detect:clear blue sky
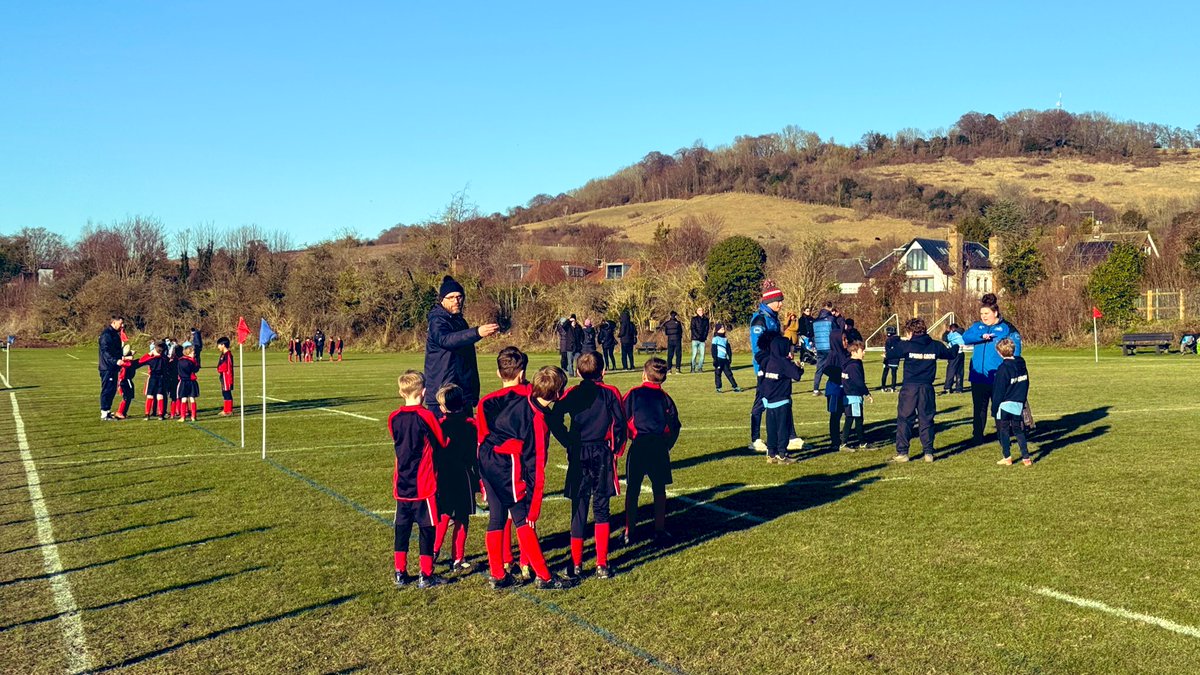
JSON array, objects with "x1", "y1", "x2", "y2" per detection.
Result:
[{"x1": 1, "y1": 1, "x2": 1195, "y2": 248}]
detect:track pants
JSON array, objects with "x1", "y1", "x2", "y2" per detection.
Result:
[{"x1": 896, "y1": 383, "x2": 937, "y2": 455}]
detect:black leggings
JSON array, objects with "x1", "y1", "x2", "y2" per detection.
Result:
[
  {"x1": 997, "y1": 412, "x2": 1029, "y2": 459},
  {"x1": 570, "y1": 487, "x2": 611, "y2": 537},
  {"x1": 602, "y1": 345, "x2": 617, "y2": 371},
  {"x1": 842, "y1": 409, "x2": 864, "y2": 446},
  {"x1": 713, "y1": 359, "x2": 738, "y2": 389},
  {"x1": 971, "y1": 380, "x2": 994, "y2": 441},
  {"x1": 394, "y1": 502, "x2": 435, "y2": 555},
  {"x1": 880, "y1": 364, "x2": 898, "y2": 389},
  {"x1": 828, "y1": 409, "x2": 843, "y2": 450}
]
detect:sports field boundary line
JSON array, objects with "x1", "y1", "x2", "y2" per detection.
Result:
[
  {"x1": 5, "y1": 383, "x2": 94, "y2": 673},
  {"x1": 264, "y1": 457, "x2": 687, "y2": 674},
  {"x1": 1030, "y1": 586, "x2": 1200, "y2": 639},
  {"x1": 263, "y1": 395, "x2": 380, "y2": 421},
  {"x1": 65, "y1": 354, "x2": 80, "y2": 360},
  {"x1": 185, "y1": 421, "x2": 237, "y2": 447}
]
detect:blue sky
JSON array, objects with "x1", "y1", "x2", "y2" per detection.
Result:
[{"x1": 1, "y1": 1, "x2": 1196, "y2": 247}]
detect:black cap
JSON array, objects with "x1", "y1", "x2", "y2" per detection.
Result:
[{"x1": 439, "y1": 275, "x2": 465, "y2": 300}]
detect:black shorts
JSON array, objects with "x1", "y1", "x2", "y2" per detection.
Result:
[
  {"x1": 436, "y1": 469, "x2": 477, "y2": 522},
  {"x1": 625, "y1": 437, "x2": 672, "y2": 489},
  {"x1": 176, "y1": 379, "x2": 199, "y2": 399},
  {"x1": 394, "y1": 497, "x2": 438, "y2": 529},
  {"x1": 145, "y1": 376, "x2": 165, "y2": 398},
  {"x1": 564, "y1": 443, "x2": 619, "y2": 499}
]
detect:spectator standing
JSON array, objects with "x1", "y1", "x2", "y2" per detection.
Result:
[
  {"x1": 689, "y1": 307, "x2": 710, "y2": 373},
  {"x1": 661, "y1": 311, "x2": 684, "y2": 374}
]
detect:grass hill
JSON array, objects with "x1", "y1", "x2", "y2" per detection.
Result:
[
  {"x1": 862, "y1": 154, "x2": 1200, "y2": 213},
  {"x1": 519, "y1": 193, "x2": 937, "y2": 248}
]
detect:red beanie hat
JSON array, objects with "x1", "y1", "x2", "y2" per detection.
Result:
[{"x1": 761, "y1": 278, "x2": 783, "y2": 303}]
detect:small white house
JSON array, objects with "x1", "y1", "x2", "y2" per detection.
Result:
[{"x1": 855, "y1": 231, "x2": 994, "y2": 294}]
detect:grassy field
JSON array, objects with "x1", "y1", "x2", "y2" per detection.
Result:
[
  {"x1": 519, "y1": 192, "x2": 933, "y2": 248},
  {"x1": 862, "y1": 154, "x2": 1200, "y2": 213},
  {"x1": 2, "y1": 347, "x2": 1199, "y2": 673}
]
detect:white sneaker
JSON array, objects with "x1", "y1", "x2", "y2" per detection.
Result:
[
  {"x1": 751, "y1": 439, "x2": 768, "y2": 453},
  {"x1": 787, "y1": 437, "x2": 805, "y2": 451}
]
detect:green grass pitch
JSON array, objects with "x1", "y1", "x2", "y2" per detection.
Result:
[{"x1": 2, "y1": 347, "x2": 1199, "y2": 673}]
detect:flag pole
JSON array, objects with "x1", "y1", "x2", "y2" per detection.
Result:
[
  {"x1": 239, "y1": 343, "x2": 245, "y2": 447},
  {"x1": 261, "y1": 343, "x2": 267, "y2": 460},
  {"x1": 1093, "y1": 315, "x2": 1099, "y2": 363}
]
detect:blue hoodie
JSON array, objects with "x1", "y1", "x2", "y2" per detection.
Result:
[
  {"x1": 961, "y1": 319, "x2": 1021, "y2": 384},
  {"x1": 748, "y1": 302, "x2": 781, "y2": 375},
  {"x1": 812, "y1": 309, "x2": 834, "y2": 351}
]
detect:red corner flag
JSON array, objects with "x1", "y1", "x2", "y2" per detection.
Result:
[
  {"x1": 236, "y1": 316, "x2": 252, "y2": 345},
  {"x1": 1092, "y1": 306, "x2": 1103, "y2": 319}
]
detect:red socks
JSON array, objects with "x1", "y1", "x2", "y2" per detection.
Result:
[
  {"x1": 117, "y1": 400, "x2": 128, "y2": 417},
  {"x1": 595, "y1": 523, "x2": 610, "y2": 567},
  {"x1": 419, "y1": 554, "x2": 433, "y2": 576},
  {"x1": 434, "y1": 514, "x2": 450, "y2": 556},
  {"x1": 571, "y1": 537, "x2": 584, "y2": 567},
  {"x1": 485, "y1": 530, "x2": 505, "y2": 580},
  {"x1": 502, "y1": 520, "x2": 514, "y2": 565},
  {"x1": 394, "y1": 551, "x2": 407, "y2": 572},
  {"x1": 515, "y1": 525, "x2": 550, "y2": 581},
  {"x1": 453, "y1": 522, "x2": 467, "y2": 560},
  {"x1": 222, "y1": 400, "x2": 233, "y2": 414},
  {"x1": 157, "y1": 399, "x2": 164, "y2": 416},
  {"x1": 190, "y1": 402, "x2": 198, "y2": 420},
  {"x1": 145, "y1": 399, "x2": 153, "y2": 416}
]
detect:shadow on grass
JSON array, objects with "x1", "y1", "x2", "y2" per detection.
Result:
[
  {"x1": 247, "y1": 397, "x2": 375, "y2": 416},
  {"x1": 935, "y1": 406, "x2": 1112, "y2": 461},
  {"x1": 542, "y1": 464, "x2": 884, "y2": 572},
  {"x1": 0, "y1": 525, "x2": 273, "y2": 588},
  {"x1": 88, "y1": 594, "x2": 357, "y2": 673},
  {"x1": 1, "y1": 515, "x2": 195, "y2": 554},
  {"x1": 0, "y1": 478, "x2": 159, "y2": 506},
  {"x1": 0, "y1": 488, "x2": 212, "y2": 527},
  {"x1": 0, "y1": 565, "x2": 269, "y2": 633},
  {"x1": 15, "y1": 460, "x2": 192, "y2": 489}
]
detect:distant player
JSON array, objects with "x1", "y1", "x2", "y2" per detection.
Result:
[
  {"x1": 176, "y1": 342, "x2": 200, "y2": 422},
  {"x1": 841, "y1": 340, "x2": 872, "y2": 450},
  {"x1": 216, "y1": 337, "x2": 234, "y2": 416},
  {"x1": 141, "y1": 341, "x2": 168, "y2": 420},
  {"x1": 992, "y1": 338, "x2": 1033, "y2": 467},
  {"x1": 432, "y1": 383, "x2": 479, "y2": 574}
]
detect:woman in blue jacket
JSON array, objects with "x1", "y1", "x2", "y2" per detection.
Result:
[{"x1": 961, "y1": 292, "x2": 1021, "y2": 444}]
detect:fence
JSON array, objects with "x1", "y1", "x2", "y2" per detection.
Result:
[{"x1": 1135, "y1": 290, "x2": 1193, "y2": 322}]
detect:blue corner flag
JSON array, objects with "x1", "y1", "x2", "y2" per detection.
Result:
[{"x1": 258, "y1": 319, "x2": 277, "y2": 347}]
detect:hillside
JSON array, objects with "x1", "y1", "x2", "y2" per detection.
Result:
[
  {"x1": 862, "y1": 154, "x2": 1200, "y2": 213},
  {"x1": 519, "y1": 193, "x2": 935, "y2": 248}
]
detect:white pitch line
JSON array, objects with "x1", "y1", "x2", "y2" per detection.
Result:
[
  {"x1": 65, "y1": 354, "x2": 80, "y2": 360},
  {"x1": 1031, "y1": 587, "x2": 1200, "y2": 639},
  {"x1": 263, "y1": 395, "x2": 380, "y2": 421},
  {"x1": 6, "y1": 387, "x2": 94, "y2": 673}
]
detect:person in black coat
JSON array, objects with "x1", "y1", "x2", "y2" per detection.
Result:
[
  {"x1": 190, "y1": 326, "x2": 203, "y2": 368},
  {"x1": 98, "y1": 315, "x2": 125, "y2": 420},
  {"x1": 557, "y1": 315, "x2": 583, "y2": 376},
  {"x1": 423, "y1": 275, "x2": 499, "y2": 411},
  {"x1": 991, "y1": 338, "x2": 1032, "y2": 466},
  {"x1": 689, "y1": 308, "x2": 710, "y2": 373},
  {"x1": 799, "y1": 307, "x2": 815, "y2": 340},
  {"x1": 314, "y1": 328, "x2": 326, "y2": 361},
  {"x1": 581, "y1": 319, "x2": 598, "y2": 354},
  {"x1": 598, "y1": 318, "x2": 617, "y2": 371},
  {"x1": 886, "y1": 318, "x2": 957, "y2": 462},
  {"x1": 661, "y1": 311, "x2": 684, "y2": 374},
  {"x1": 618, "y1": 310, "x2": 638, "y2": 370}
]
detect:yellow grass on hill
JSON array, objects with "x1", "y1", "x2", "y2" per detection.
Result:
[
  {"x1": 520, "y1": 193, "x2": 933, "y2": 247},
  {"x1": 862, "y1": 154, "x2": 1200, "y2": 212}
]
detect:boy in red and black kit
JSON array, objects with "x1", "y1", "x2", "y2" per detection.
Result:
[
  {"x1": 389, "y1": 370, "x2": 447, "y2": 589},
  {"x1": 432, "y1": 383, "x2": 479, "y2": 574},
  {"x1": 141, "y1": 342, "x2": 168, "y2": 420},
  {"x1": 477, "y1": 346, "x2": 531, "y2": 577},
  {"x1": 176, "y1": 343, "x2": 200, "y2": 422},
  {"x1": 113, "y1": 345, "x2": 149, "y2": 420},
  {"x1": 288, "y1": 336, "x2": 298, "y2": 363},
  {"x1": 216, "y1": 337, "x2": 235, "y2": 416},
  {"x1": 554, "y1": 352, "x2": 626, "y2": 580},
  {"x1": 477, "y1": 364, "x2": 574, "y2": 590},
  {"x1": 623, "y1": 357, "x2": 682, "y2": 544}
]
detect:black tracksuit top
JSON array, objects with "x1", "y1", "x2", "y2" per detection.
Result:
[
  {"x1": 842, "y1": 360, "x2": 869, "y2": 396},
  {"x1": 623, "y1": 383, "x2": 681, "y2": 447},
  {"x1": 991, "y1": 357, "x2": 1030, "y2": 415},
  {"x1": 754, "y1": 336, "x2": 803, "y2": 404},
  {"x1": 555, "y1": 379, "x2": 628, "y2": 451},
  {"x1": 886, "y1": 334, "x2": 956, "y2": 385}
]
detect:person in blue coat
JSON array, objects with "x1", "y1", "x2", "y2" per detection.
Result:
[
  {"x1": 961, "y1": 292, "x2": 1022, "y2": 444},
  {"x1": 423, "y1": 275, "x2": 500, "y2": 412},
  {"x1": 810, "y1": 302, "x2": 834, "y2": 395}
]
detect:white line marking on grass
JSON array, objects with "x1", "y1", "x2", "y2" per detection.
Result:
[
  {"x1": 37, "y1": 441, "x2": 382, "y2": 465},
  {"x1": 7, "y1": 389, "x2": 94, "y2": 673},
  {"x1": 263, "y1": 395, "x2": 380, "y2": 421},
  {"x1": 65, "y1": 354, "x2": 80, "y2": 360},
  {"x1": 1031, "y1": 587, "x2": 1200, "y2": 639}
]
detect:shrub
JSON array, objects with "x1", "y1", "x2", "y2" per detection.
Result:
[
  {"x1": 1087, "y1": 243, "x2": 1146, "y2": 326},
  {"x1": 704, "y1": 236, "x2": 766, "y2": 326}
]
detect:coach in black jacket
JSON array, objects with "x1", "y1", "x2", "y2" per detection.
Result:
[
  {"x1": 423, "y1": 276, "x2": 499, "y2": 411},
  {"x1": 99, "y1": 315, "x2": 125, "y2": 420}
]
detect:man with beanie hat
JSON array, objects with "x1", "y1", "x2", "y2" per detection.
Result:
[
  {"x1": 424, "y1": 275, "x2": 500, "y2": 412},
  {"x1": 747, "y1": 280, "x2": 803, "y2": 453}
]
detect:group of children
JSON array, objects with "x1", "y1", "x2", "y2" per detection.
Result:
[
  {"x1": 388, "y1": 349, "x2": 681, "y2": 590},
  {"x1": 288, "y1": 335, "x2": 344, "y2": 363},
  {"x1": 753, "y1": 313, "x2": 1032, "y2": 467},
  {"x1": 109, "y1": 337, "x2": 237, "y2": 421}
]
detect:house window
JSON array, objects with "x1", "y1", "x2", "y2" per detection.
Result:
[
  {"x1": 906, "y1": 278, "x2": 932, "y2": 293},
  {"x1": 906, "y1": 249, "x2": 928, "y2": 271},
  {"x1": 562, "y1": 265, "x2": 588, "y2": 279},
  {"x1": 509, "y1": 264, "x2": 529, "y2": 281},
  {"x1": 606, "y1": 263, "x2": 625, "y2": 280}
]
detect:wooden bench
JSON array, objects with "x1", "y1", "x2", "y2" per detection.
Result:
[
  {"x1": 635, "y1": 341, "x2": 661, "y2": 355},
  {"x1": 1121, "y1": 332, "x2": 1173, "y2": 356}
]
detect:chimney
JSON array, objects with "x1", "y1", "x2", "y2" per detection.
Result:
[
  {"x1": 947, "y1": 227, "x2": 963, "y2": 290},
  {"x1": 988, "y1": 236, "x2": 1002, "y2": 293}
]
